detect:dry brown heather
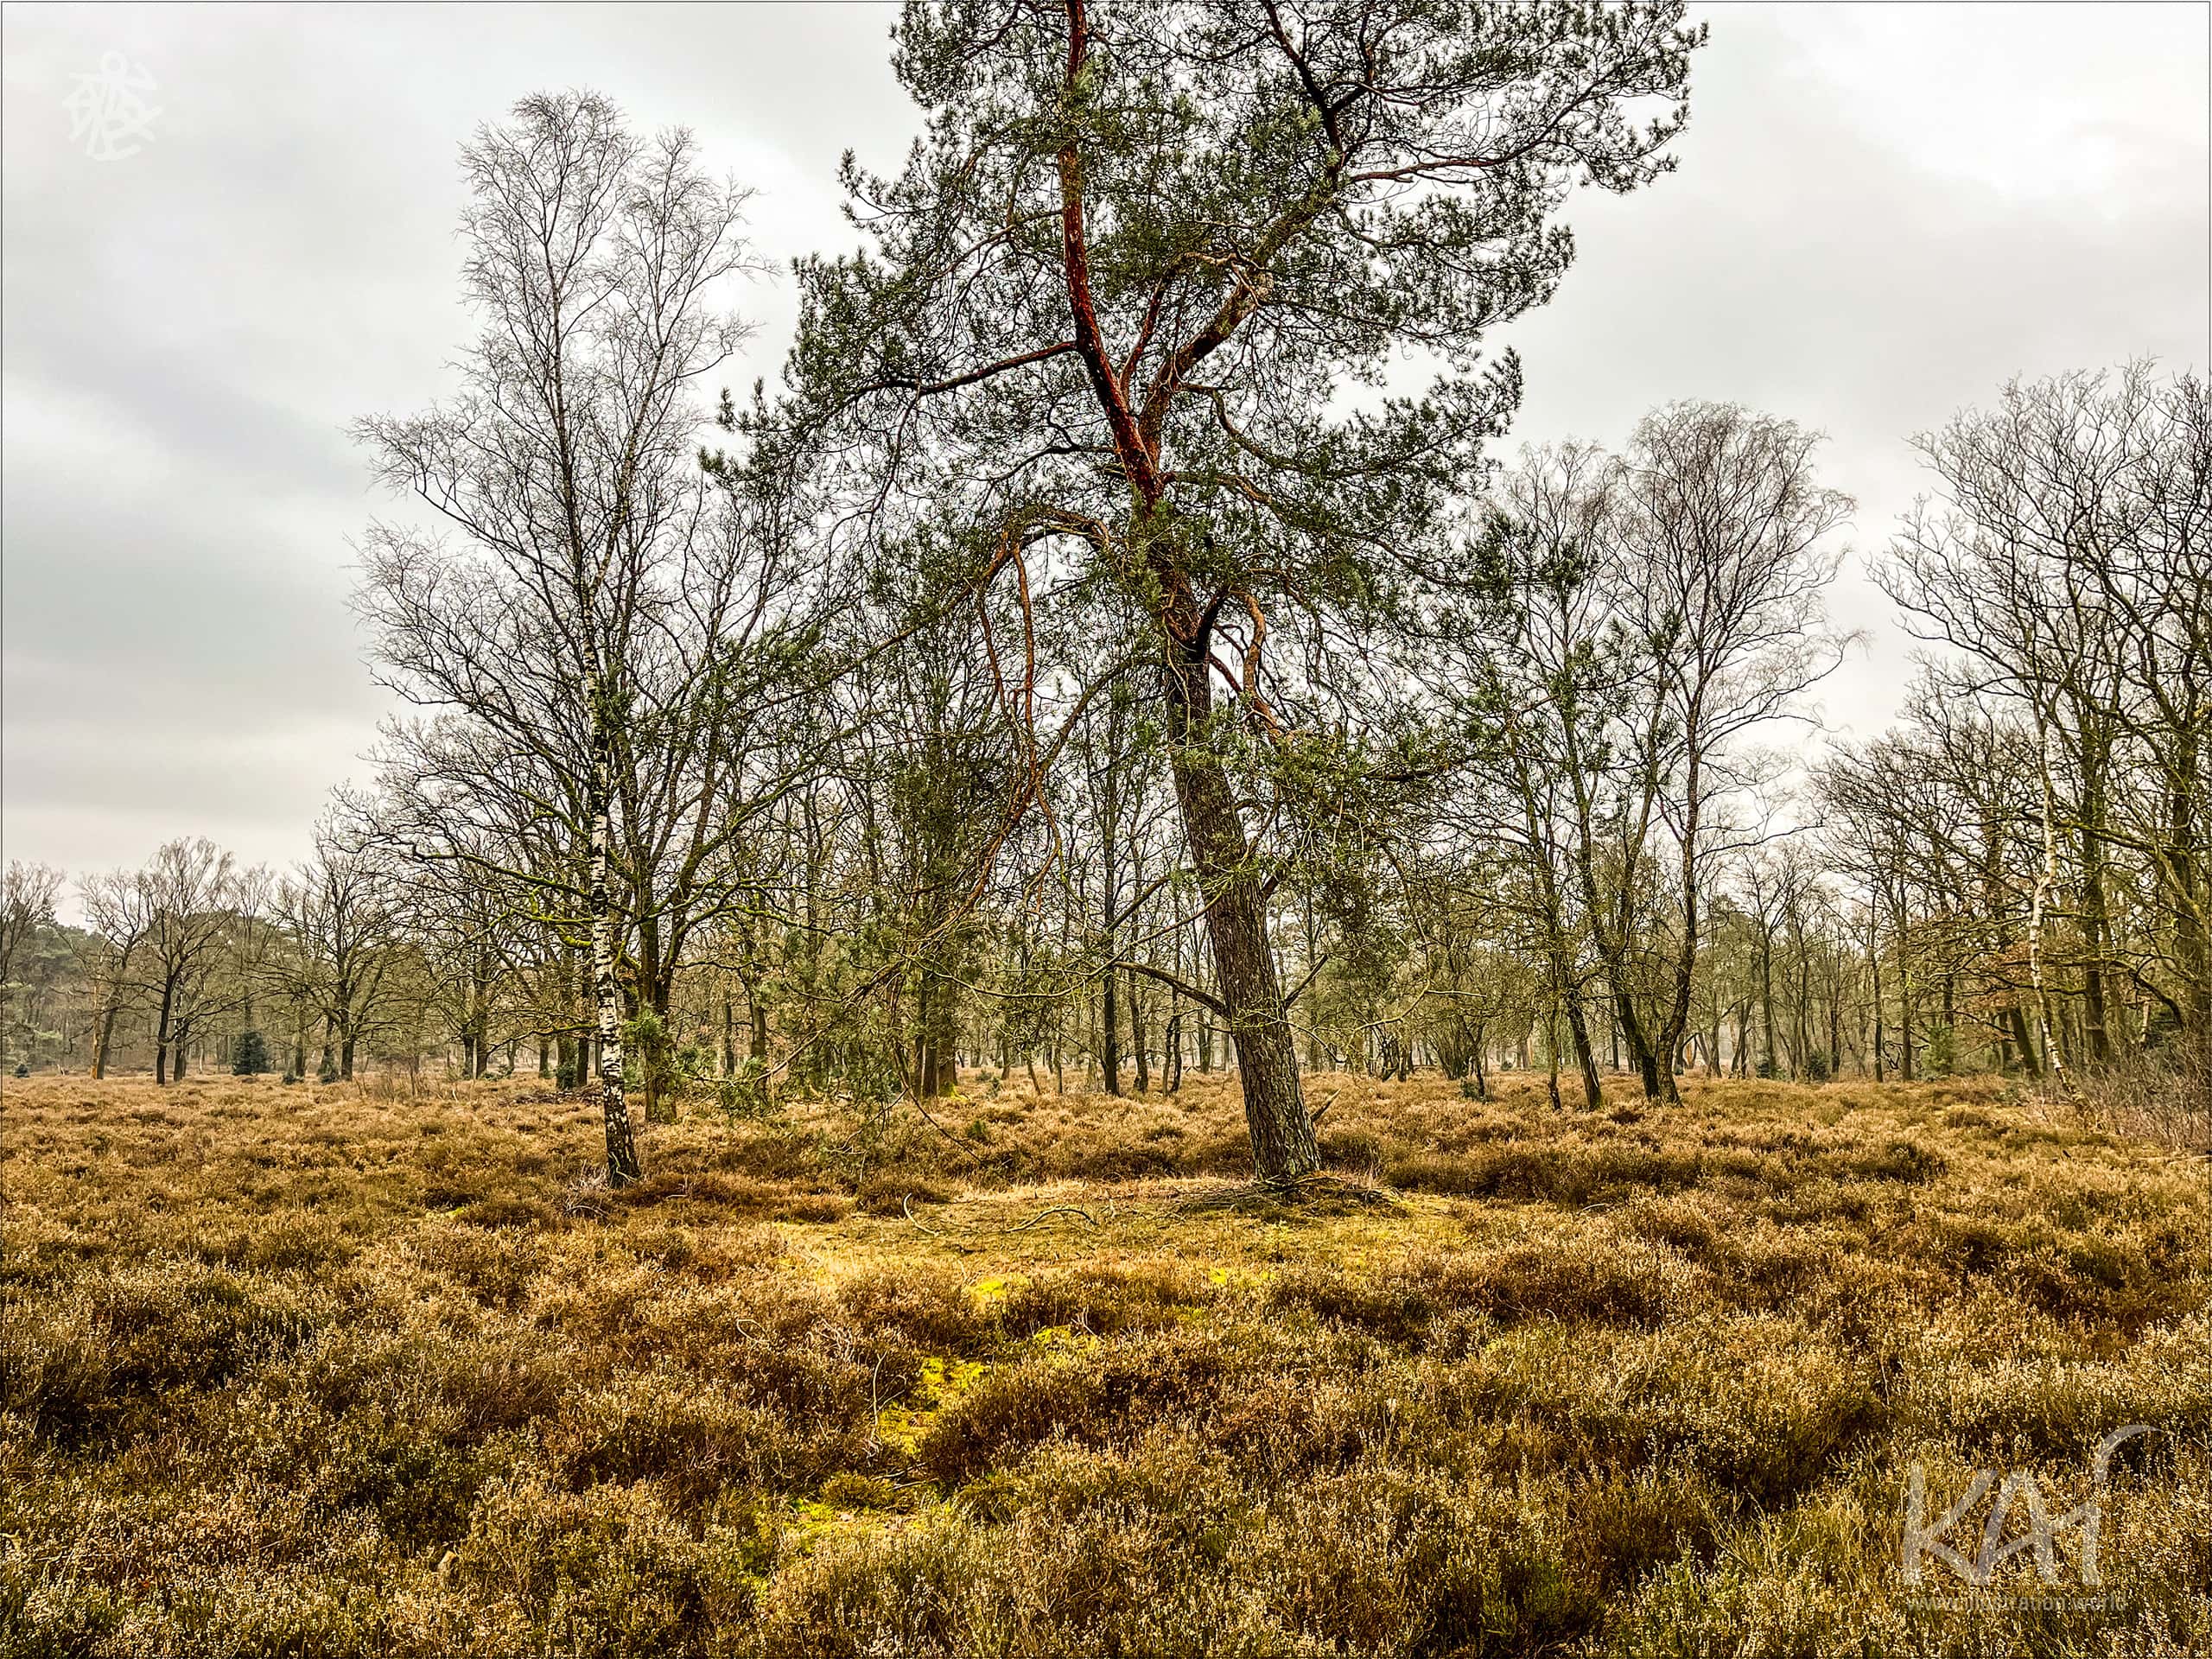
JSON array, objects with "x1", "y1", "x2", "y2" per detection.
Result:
[{"x1": 2, "y1": 1070, "x2": 2207, "y2": 1658}]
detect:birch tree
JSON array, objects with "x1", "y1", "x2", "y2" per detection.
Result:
[
  {"x1": 1441, "y1": 410, "x2": 1847, "y2": 1102},
  {"x1": 1436, "y1": 443, "x2": 1623, "y2": 1108},
  {"x1": 355, "y1": 92, "x2": 756, "y2": 1185},
  {"x1": 1615, "y1": 404, "x2": 1852, "y2": 1099}
]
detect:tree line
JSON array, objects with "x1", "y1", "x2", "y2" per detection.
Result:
[{"x1": 3, "y1": 3, "x2": 2202, "y2": 1194}]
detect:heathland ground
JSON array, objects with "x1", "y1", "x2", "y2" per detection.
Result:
[{"x1": 3, "y1": 1070, "x2": 2206, "y2": 1656}]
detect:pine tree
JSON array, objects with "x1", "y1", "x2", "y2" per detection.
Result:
[
  {"x1": 753, "y1": 0, "x2": 1702, "y2": 1184},
  {"x1": 232, "y1": 1029, "x2": 271, "y2": 1075}
]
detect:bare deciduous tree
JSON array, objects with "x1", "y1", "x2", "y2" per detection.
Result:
[{"x1": 356, "y1": 92, "x2": 758, "y2": 1184}]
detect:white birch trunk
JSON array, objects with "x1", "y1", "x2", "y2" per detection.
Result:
[{"x1": 593, "y1": 715, "x2": 641, "y2": 1185}]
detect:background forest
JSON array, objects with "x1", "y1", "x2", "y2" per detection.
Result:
[{"x1": 6, "y1": 351, "x2": 2204, "y2": 1147}]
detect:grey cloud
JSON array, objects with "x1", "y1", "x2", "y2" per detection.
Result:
[{"x1": 2, "y1": 3, "x2": 2203, "y2": 882}]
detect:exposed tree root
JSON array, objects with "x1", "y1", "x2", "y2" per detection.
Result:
[{"x1": 1171, "y1": 1170, "x2": 1402, "y2": 1216}]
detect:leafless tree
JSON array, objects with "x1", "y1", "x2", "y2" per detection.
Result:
[
  {"x1": 270, "y1": 828, "x2": 404, "y2": 1081},
  {"x1": 355, "y1": 92, "x2": 758, "y2": 1184},
  {"x1": 1883, "y1": 363, "x2": 2212, "y2": 1052},
  {"x1": 108, "y1": 839, "x2": 264, "y2": 1084}
]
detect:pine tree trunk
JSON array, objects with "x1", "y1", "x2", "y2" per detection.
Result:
[{"x1": 1160, "y1": 633, "x2": 1316, "y2": 1186}]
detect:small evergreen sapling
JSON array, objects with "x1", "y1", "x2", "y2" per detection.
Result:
[{"x1": 232, "y1": 1030, "x2": 271, "y2": 1076}]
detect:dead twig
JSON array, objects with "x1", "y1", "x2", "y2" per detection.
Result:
[
  {"x1": 999, "y1": 1204, "x2": 1098, "y2": 1233},
  {"x1": 902, "y1": 1194, "x2": 1107, "y2": 1239}
]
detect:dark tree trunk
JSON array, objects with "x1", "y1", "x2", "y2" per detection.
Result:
[
  {"x1": 1544, "y1": 999, "x2": 1563, "y2": 1112},
  {"x1": 1614, "y1": 989, "x2": 1662, "y2": 1098},
  {"x1": 1128, "y1": 967, "x2": 1149, "y2": 1093},
  {"x1": 2078, "y1": 751, "x2": 2115, "y2": 1065},
  {"x1": 2173, "y1": 728, "x2": 2208, "y2": 1038},
  {"x1": 1760, "y1": 940, "x2": 1778, "y2": 1076},
  {"x1": 1101, "y1": 964, "x2": 1121, "y2": 1096},
  {"x1": 154, "y1": 982, "x2": 175, "y2": 1085},
  {"x1": 1160, "y1": 629, "x2": 1317, "y2": 1185},
  {"x1": 1563, "y1": 992, "x2": 1602, "y2": 1110},
  {"x1": 2006, "y1": 1004, "x2": 2041, "y2": 1078},
  {"x1": 1649, "y1": 785, "x2": 1701, "y2": 1104},
  {"x1": 1870, "y1": 928, "x2": 1885, "y2": 1082},
  {"x1": 93, "y1": 1001, "x2": 121, "y2": 1080}
]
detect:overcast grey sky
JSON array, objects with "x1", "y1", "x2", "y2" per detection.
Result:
[{"x1": 3, "y1": 3, "x2": 2206, "y2": 888}]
